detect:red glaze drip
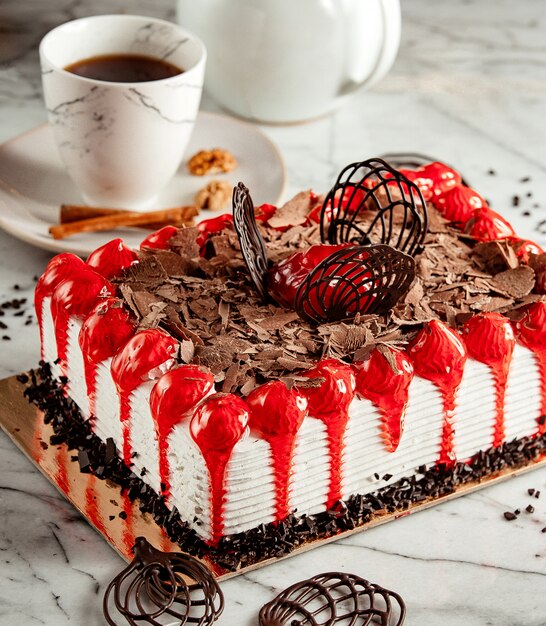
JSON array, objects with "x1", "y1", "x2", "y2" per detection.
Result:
[
  {"x1": 111, "y1": 329, "x2": 179, "y2": 466},
  {"x1": 84, "y1": 474, "x2": 111, "y2": 541},
  {"x1": 408, "y1": 320, "x2": 467, "y2": 464},
  {"x1": 433, "y1": 185, "x2": 488, "y2": 226},
  {"x1": 50, "y1": 271, "x2": 115, "y2": 375},
  {"x1": 86, "y1": 238, "x2": 138, "y2": 278},
  {"x1": 462, "y1": 313, "x2": 515, "y2": 447},
  {"x1": 149, "y1": 365, "x2": 215, "y2": 500},
  {"x1": 79, "y1": 298, "x2": 137, "y2": 419},
  {"x1": 508, "y1": 237, "x2": 544, "y2": 265},
  {"x1": 140, "y1": 225, "x2": 179, "y2": 250},
  {"x1": 355, "y1": 347, "x2": 414, "y2": 452},
  {"x1": 465, "y1": 207, "x2": 516, "y2": 242},
  {"x1": 514, "y1": 302, "x2": 546, "y2": 433},
  {"x1": 190, "y1": 393, "x2": 249, "y2": 544},
  {"x1": 268, "y1": 243, "x2": 353, "y2": 308},
  {"x1": 54, "y1": 445, "x2": 70, "y2": 496},
  {"x1": 301, "y1": 359, "x2": 356, "y2": 509},
  {"x1": 246, "y1": 381, "x2": 308, "y2": 521},
  {"x1": 121, "y1": 491, "x2": 135, "y2": 558},
  {"x1": 196, "y1": 214, "x2": 233, "y2": 250},
  {"x1": 34, "y1": 253, "x2": 86, "y2": 357}
]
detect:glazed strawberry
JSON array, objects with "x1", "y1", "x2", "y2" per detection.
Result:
[
  {"x1": 420, "y1": 161, "x2": 462, "y2": 197},
  {"x1": 384, "y1": 168, "x2": 434, "y2": 201},
  {"x1": 433, "y1": 185, "x2": 487, "y2": 225},
  {"x1": 87, "y1": 238, "x2": 138, "y2": 278},
  {"x1": 140, "y1": 225, "x2": 178, "y2": 250},
  {"x1": 247, "y1": 381, "x2": 308, "y2": 437},
  {"x1": 196, "y1": 213, "x2": 234, "y2": 249},
  {"x1": 308, "y1": 185, "x2": 367, "y2": 224},
  {"x1": 465, "y1": 207, "x2": 516, "y2": 242},
  {"x1": 507, "y1": 237, "x2": 544, "y2": 264},
  {"x1": 190, "y1": 393, "x2": 250, "y2": 542},
  {"x1": 514, "y1": 301, "x2": 546, "y2": 352},
  {"x1": 354, "y1": 347, "x2": 414, "y2": 452},
  {"x1": 268, "y1": 243, "x2": 353, "y2": 308}
]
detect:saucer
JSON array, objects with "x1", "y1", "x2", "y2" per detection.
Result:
[{"x1": 0, "y1": 112, "x2": 286, "y2": 256}]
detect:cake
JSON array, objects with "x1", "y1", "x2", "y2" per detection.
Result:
[{"x1": 31, "y1": 157, "x2": 546, "y2": 566}]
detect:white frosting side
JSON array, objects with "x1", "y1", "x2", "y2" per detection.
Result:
[
  {"x1": 40, "y1": 309, "x2": 544, "y2": 540},
  {"x1": 65, "y1": 318, "x2": 89, "y2": 418}
]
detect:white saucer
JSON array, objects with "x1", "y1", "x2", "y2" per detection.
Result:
[{"x1": 0, "y1": 112, "x2": 286, "y2": 256}]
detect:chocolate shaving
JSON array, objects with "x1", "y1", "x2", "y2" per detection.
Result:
[
  {"x1": 267, "y1": 190, "x2": 316, "y2": 229},
  {"x1": 491, "y1": 266, "x2": 535, "y2": 299}
]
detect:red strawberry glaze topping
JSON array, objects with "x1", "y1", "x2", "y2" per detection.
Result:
[
  {"x1": 50, "y1": 271, "x2": 115, "y2": 375},
  {"x1": 268, "y1": 243, "x2": 353, "y2": 308},
  {"x1": 111, "y1": 329, "x2": 179, "y2": 466},
  {"x1": 300, "y1": 359, "x2": 356, "y2": 509},
  {"x1": 465, "y1": 207, "x2": 516, "y2": 242},
  {"x1": 513, "y1": 302, "x2": 546, "y2": 434},
  {"x1": 78, "y1": 298, "x2": 137, "y2": 418},
  {"x1": 461, "y1": 313, "x2": 515, "y2": 447},
  {"x1": 407, "y1": 320, "x2": 468, "y2": 464},
  {"x1": 35, "y1": 253, "x2": 87, "y2": 355},
  {"x1": 196, "y1": 214, "x2": 234, "y2": 249},
  {"x1": 255, "y1": 203, "x2": 277, "y2": 223},
  {"x1": 308, "y1": 186, "x2": 367, "y2": 224},
  {"x1": 433, "y1": 185, "x2": 488, "y2": 225},
  {"x1": 140, "y1": 226, "x2": 179, "y2": 250},
  {"x1": 508, "y1": 237, "x2": 544, "y2": 265},
  {"x1": 419, "y1": 162, "x2": 462, "y2": 197},
  {"x1": 354, "y1": 347, "x2": 414, "y2": 453},
  {"x1": 190, "y1": 393, "x2": 250, "y2": 543},
  {"x1": 149, "y1": 365, "x2": 215, "y2": 500},
  {"x1": 246, "y1": 381, "x2": 308, "y2": 521},
  {"x1": 86, "y1": 238, "x2": 138, "y2": 278}
]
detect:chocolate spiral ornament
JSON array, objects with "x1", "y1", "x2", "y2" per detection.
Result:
[
  {"x1": 103, "y1": 537, "x2": 224, "y2": 625},
  {"x1": 259, "y1": 572, "x2": 406, "y2": 626},
  {"x1": 232, "y1": 182, "x2": 270, "y2": 302},
  {"x1": 294, "y1": 244, "x2": 415, "y2": 324},
  {"x1": 320, "y1": 158, "x2": 428, "y2": 256}
]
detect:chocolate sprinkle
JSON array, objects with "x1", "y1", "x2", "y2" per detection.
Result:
[
  {"x1": 103, "y1": 536, "x2": 223, "y2": 626},
  {"x1": 525, "y1": 504, "x2": 535, "y2": 514},
  {"x1": 259, "y1": 572, "x2": 406, "y2": 626},
  {"x1": 504, "y1": 512, "x2": 517, "y2": 521},
  {"x1": 18, "y1": 365, "x2": 546, "y2": 572}
]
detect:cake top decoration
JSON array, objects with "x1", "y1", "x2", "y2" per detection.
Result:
[
  {"x1": 103, "y1": 536, "x2": 224, "y2": 626},
  {"x1": 259, "y1": 571, "x2": 406, "y2": 626}
]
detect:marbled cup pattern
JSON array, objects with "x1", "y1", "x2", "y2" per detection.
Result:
[{"x1": 40, "y1": 16, "x2": 206, "y2": 209}]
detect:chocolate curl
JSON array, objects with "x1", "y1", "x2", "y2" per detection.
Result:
[
  {"x1": 259, "y1": 572, "x2": 406, "y2": 626},
  {"x1": 294, "y1": 244, "x2": 415, "y2": 324},
  {"x1": 320, "y1": 158, "x2": 428, "y2": 257},
  {"x1": 103, "y1": 537, "x2": 223, "y2": 626},
  {"x1": 232, "y1": 182, "x2": 270, "y2": 302}
]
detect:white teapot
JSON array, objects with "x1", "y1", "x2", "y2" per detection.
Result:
[{"x1": 177, "y1": 0, "x2": 401, "y2": 123}]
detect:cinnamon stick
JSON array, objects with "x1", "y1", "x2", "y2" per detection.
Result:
[
  {"x1": 50, "y1": 206, "x2": 198, "y2": 240},
  {"x1": 60, "y1": 204, "x2": 198, "y2": 229}
]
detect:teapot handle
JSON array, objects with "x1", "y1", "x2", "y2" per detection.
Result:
[{"x1": 338, "y1": 0, "x2": 401, "y2": 97}]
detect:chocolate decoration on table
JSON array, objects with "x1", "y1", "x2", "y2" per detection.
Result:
[
  {"x1": 259, "y1": 572, "x2": 406, "y2": 626},
  {"x1": 103, "y1": 536, "x2": 224, "y2": 626},
  {"x1": 294, "y1": 244, "x2": 415, "y2": 324},
  {"x1": 232, "y1": 181, "x2": 270, "y2": 302},
  {"x1": 379, "y1": 152, "x2": 471, "y2": 187},
  {"x1": 320, "y1": 158, "x2": 428, "y2": 257}
]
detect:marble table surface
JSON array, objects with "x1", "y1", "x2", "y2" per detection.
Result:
[{"x1": 1, "y1": 0, "x2": 546, "y2": 624}]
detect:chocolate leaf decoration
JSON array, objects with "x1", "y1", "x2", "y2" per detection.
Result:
[
  {"x1": 379, "y1": 152, "x2": 470, "y2": 187},
  {"x1": 259, "y1": 571, "x2": 406, "y2": 626},
  {"x1": 294, "y1": 244, "x2": 415, "y2": 324},
  {"x1": 103, "y1": 537, "x2": 224, "y2": 626},
  {"x1": 320, "y1": 158, "x2": 428, "y2": 256},
  {"x1": 232, "y1": 182, "x2": 269, "y2": 302}
]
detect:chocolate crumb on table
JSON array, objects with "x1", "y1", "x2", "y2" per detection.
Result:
[{"x1": 504, "y1": 511, "x2": 517, "y2": 521}]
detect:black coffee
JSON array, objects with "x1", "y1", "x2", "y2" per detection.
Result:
[{"x1": 64, "y1": 53, "x2": 183, "y2": 83}]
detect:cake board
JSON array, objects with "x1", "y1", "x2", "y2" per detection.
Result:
[{"x1": 1, "y1": 372, "x2": 545, "y2": 581}]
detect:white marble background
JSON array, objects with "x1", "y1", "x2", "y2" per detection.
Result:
[{"x1": 1, "y1": 0, "x2": 546, "y2": 624}]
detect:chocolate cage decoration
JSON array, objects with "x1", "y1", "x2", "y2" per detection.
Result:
[
  {"x1": 103, "y1": 537, "x2": 224, "y2": 626},
  {"x1": 294, "y1": 244, "x2": 415, "y2": 324},
  {"x1": 232, "y1": 182, "x2": 270, "y2": 302},
  {"x1": 320, "y1": 158, "x2": 428, "y2": 257},
  {"x1": 259, "y1": 572, "x2": 406, "y2": 626}
]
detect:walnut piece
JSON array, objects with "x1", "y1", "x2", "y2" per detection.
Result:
[
  {"x1": 194, "y1": 180, "x2": 233, "y2": 211},
  {"x1": 187, "y1": 148, "x2": 237, "y2": 176}
]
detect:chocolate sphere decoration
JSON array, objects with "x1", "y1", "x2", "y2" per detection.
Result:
[
  {"x1": 320, "y1": 158, "x2": 428, "y2": 257},
  {"x1": 293, "y1": 244, "x2": 415, "y2": 324},
  {"x1": 259, "y1": 572, "x2": 406, "y2": 626},
  {"x1": 103, "y1": 537, "x2": 224, "y2": 626},
  {"x1": 232, "y1": 182, "x2": 270, "y2": 302}
]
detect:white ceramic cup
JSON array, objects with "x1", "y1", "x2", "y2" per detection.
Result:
[
  {"x1": 39, "y1": 15, "x2": 206, "y2": 210},
  {"x1": 177, "y1": 0, "x2": 400, "y2": 124}
]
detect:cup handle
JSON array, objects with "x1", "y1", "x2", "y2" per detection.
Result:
[{"x1": 338, "y1": 0, "x2": 401, "y2": 98}]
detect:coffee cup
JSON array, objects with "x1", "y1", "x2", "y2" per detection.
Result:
[
  {"x1": 177, "y1": 0, "x2": 400, "y2": 124},
  {"x1": 39, "y1": 15, "x2": 206, "y2": 210}
]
